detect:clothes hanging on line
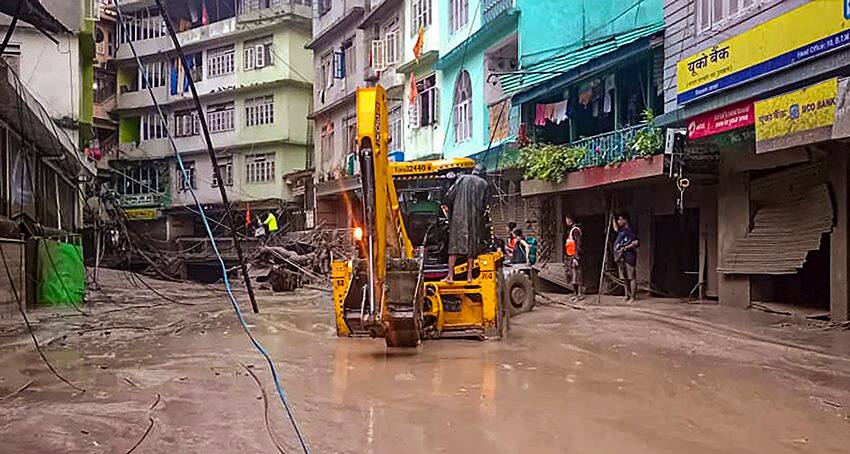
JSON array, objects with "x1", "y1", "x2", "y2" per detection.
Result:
[{"x1": 535, "y1": 100, "x2": 569, "y2": 126}]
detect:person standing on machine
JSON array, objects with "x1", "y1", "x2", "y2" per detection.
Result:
[{"x1": 442, "y1": 164, "x2": 490, "y2": 283}]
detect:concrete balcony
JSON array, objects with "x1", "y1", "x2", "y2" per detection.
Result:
[
  {"x1": 116, "y1": 72, "x2": 237, "y2": 111},
  {"x1": 115, "y1": 17, "x2": 238, "y2": 60}
]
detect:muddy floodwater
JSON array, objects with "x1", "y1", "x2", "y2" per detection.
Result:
[{"x1": 1, "y1": 270, "x2": 849, "y2": 453}]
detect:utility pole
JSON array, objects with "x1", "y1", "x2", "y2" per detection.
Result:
[{"x1": 154, "y1": 0, "x2": 260, "y2": 313}]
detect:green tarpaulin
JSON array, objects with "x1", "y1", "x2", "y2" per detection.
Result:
[{"x1": 37, "y1": 239, "x2": 85, "y2": 306}]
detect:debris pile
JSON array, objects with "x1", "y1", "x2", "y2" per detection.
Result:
[{"x1": 253, "y1": 229, "x2": 355, "y2": 291}]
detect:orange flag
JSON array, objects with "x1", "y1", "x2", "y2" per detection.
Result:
[
  {"x1": 413, "y1": 26, "x2": 425, "y2": 61},
  {"x1": 409, "y1": 73, "x2": 418, "y2": 104},
  {"x1": 245, "y1": 203, "x2": 252, "y2": 228}
]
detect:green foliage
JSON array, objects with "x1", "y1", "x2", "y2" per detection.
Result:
[
  {"x1": 629, "y1": 109, "x2": 664, "y2": 157},
  {"x1": 516, "y1": 143, "x2": 588, "y2": 183}
]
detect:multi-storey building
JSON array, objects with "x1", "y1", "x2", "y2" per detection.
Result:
[
  {"x1": 109, "y1": 0, "x2": 312, "y2": 240},
  {"x1": 307, "y1": 0, "x2": 369, "y2": 228},
  {"x1": 0, "y1": 1, "x2": 98, "y2": 312},
  {"x1": 660, "y1": 0, "x2": 850, "y2": 322}
]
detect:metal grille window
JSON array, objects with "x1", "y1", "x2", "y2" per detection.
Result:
[
  {"x1": 212, "y1": 157, "x2": 233, "y2": 187},
  {"x1": 119, "y1": 163, "x2": 163, "y2": 195},
  {"x1": 697, "y1": 0, "x2": 762, "y2": 33},
  {"x1": 245, "y1": 153, "x2": 276, "y2": 183},
  {"x1": 207, "y1": 102, "x2": 235, "y2": 133},
  {"x1": 453, "y1": 70, "x2": 472, "y2": 143},
  {"x1": 372, "y1": 18, "x2": 399, "y2": 70},
  {"x1": 244, "y1": 36, "x2": 274, "y2": 71},
  {"x1": 179, "y1": 160, "x2": 197, "y2": 190},
  {"x1": 141, "y1": 113, "x2": 168, "y2": 141},
  {"x1": 450, "y1": 0, "x2": 468, "y2": 33},
  {"x1": 94, "y1": 70, "x2": 116, "y2": 103},
  {"x1": 118, "y1": 9, "x2": 166, "y2": 44},
  {"x1": 207, "y1": 45, "x2": 235, "y2": 77},
  {"x1": 140, "y1": 60, "x2": 167, "y2": 88},
  {"x1": 174, "y1": 109, "x2": 200, "y2": 137},
  {"x1": 245, "y1": 95, "x2": 274, "y2": 127},
  {"x1": 411, "y1": 0, "x2": 432, "y2": 35}
]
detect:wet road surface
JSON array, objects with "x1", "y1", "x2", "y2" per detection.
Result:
[{"x1": 1, "y1": 270, "x2": 849, "y2": 453}]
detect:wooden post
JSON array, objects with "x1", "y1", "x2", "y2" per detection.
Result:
[{"x1": 597, "y1": 212, "x2": 613, "y2": 304}]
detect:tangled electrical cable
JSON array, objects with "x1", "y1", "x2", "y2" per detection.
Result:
[{"x1": 114, "y1": 3, "x2": 309, "y2": 451}]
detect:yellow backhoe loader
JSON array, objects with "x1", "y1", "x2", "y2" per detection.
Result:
[{"x1": 331, "y1": 86, "x2": 534, "y2": 347}]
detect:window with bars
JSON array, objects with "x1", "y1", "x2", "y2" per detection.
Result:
[
  {"x1": 410, "y1": 74, "x2": 438, "y2": 128},
  {"x1": 450, "y1": 0, "x2": 468, "y2": 33},
  {"x1": 317, "y1": 0, "x2": 332, "y2": 16},
  {"x1": 179, "y1": 160, "x2": 197, "y2": 190},
  {"x1": 174, "y1": 109, "x2": 200, "y2": 137},
  {"x1": 245, "y1": 95, "x2": 274, "y2": 127},
  {"x1": 244, "y1": 36, "x2": 274, "y2": 71},
  {"x1": 118, "y1": 163, "x2": 163, "y2": 195},
  {"x1": 207, "y1": 102, "x2": 235, "y2": 133},
  {"x1": 245, "y1": 153, "x2": 276, "y2": 183},
  {"x1": 141, "y1": 113, "x2": 168, "y2": 141},
  {"x1": 372, "y1": 18, "x2": 399, "y2": 70},
  {"x1": 453, "y1": 70, "x2": 472, "y2": 143},
  {"x1": 118, "y1": 9, "x2": 166, "y2": 44},
  {"x1": 94, "y1": 70, "x2": 116, "y2": 103},
  {"x1": 321, "y1": 52, "x2": 333, "y2": 89},
  {"x1": 140, "y1": 60, "x2": 167, "y2": 89},
  {"x1": 697, "y1": 0, "x2": 763, "y2": 33},
  {"x1": 389, "y1": 106, "x2": 403, "y2": 151},
  {"x1": 208, "y1": 44, "x2": 235, "y2": 77},
  {"x1": 411, "y1": 0, "x2": 432, "y2": 36},
  {"x1": 343, "y1": 39, "x2": 356, "y2": 79},
  {"x1": 211, "y1": 157, "x2": 233, "y2": 187}
]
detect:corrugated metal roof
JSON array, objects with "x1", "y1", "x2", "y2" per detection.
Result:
[{"x1": 501, "y1": 22, "x2": 665, "y2": 97}]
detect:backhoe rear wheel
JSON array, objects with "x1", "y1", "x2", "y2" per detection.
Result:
[{"x1": 505, "y1": 270, "x2": 535, "y2": 316}]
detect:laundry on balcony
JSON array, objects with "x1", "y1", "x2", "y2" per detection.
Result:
[{"x1": 534, "y1": 100, "x2": 568, "y2": 126}]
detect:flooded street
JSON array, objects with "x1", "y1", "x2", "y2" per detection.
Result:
[{"x1": 1, "y1": 270, "x2": 849, "y2": 453}]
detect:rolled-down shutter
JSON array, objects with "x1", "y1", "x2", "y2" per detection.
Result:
[{"x1": 719, "y1": 161, "x2": 833, "y2": 275}]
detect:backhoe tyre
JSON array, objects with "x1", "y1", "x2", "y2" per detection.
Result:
[{"x1": 505, "y1": 270, "x2": 535, "y2": 316}]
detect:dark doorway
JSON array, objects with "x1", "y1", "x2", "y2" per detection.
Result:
[
  {"x1": 751, "y1": 233, "x2": 830, "y2": 311},
  {"x1": 651, "y1": 209, "x2": 700, "y2": 297}
]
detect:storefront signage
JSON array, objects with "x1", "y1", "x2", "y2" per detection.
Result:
[
  {"x1": 677, "y1": 1, "x2": 850, "y2": 104},
  {"x1": 754, "y1": 78, "x2": 837, "y2": 153},
  {"x1": 124, "y1": 208, "x2": 158, "y2": 221},
  {"x1": 687, "y1": 101, "x2": 754, "y2": 139}
]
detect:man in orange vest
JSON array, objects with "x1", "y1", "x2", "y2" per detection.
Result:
[{"x1": 564, "y1": 214, "x2": 583, "y2": 301}]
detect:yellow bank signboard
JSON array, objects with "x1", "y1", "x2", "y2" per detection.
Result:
[
  {"x1": 677, "y1": 1, "x2": 850, "y2": 104},
  {"x1": 754, "y1": 78, "x2": 837, "y2": 154},
  {"x1": 124, "y1": 208, "x2": 159, "y2": 221}
]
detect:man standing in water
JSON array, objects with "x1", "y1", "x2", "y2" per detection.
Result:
[{"x1": 442, "y1": 164, "x2": 489, "y2": 283}]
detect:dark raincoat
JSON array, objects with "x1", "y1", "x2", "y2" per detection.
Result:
[{"x1": 445, "y1": 172, "x2": 489, "y2": 257}]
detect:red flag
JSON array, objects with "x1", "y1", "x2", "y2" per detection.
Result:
[
  {"x1": 413, "y1": 26, "x2": 425, "y2": 61},
  {"x1": 245, "y1": 203, "x2": 252, "y2": 228},
  {"x1": 408, "y1": 73, "x2": 418, "y2": 104},
  {"x1": 201, "y1": 0, "x2": 209, "y2": 26}
]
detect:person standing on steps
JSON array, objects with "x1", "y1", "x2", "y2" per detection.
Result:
[
  {"x1": 564, "y1": 214, "x2": 584, "y2": 302},
  {"x1": 612, "y1": 213, "x2": 639, "y2": 303},
  {"x1": 442, "y1": 164, "x2": 490, "y2": 283}
]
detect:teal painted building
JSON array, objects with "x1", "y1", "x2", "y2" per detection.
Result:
[{"x1": 435, "y1": 0, "x2": 663, "y2": 161}]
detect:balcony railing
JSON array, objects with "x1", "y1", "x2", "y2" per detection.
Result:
[
  {"x1": 483, "y1": 0, "x2": 515, "y2": 24},
  {"x1": 572, "y1": 123, "x2": 650, "y2": 169}
]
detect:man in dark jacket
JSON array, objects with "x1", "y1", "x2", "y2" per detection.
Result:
[{"x1": 442, "y1": 164, "x2": 489, "y2": 282}]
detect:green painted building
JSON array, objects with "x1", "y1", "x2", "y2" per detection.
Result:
[{"x1": 109, "y1": 0, "x2": 313, "y2": 239}]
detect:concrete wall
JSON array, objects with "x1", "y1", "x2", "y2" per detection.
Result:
[
  {"x1": 519, "y1": 0, "x2": 662, "y2": 67},
  {"x1": 5, "y1": 28, "x2": 83, "y2": 148}
]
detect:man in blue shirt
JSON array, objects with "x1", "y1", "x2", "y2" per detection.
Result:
[{"x1": 612, "y1": 213, "x2": 639, "y2": 303}]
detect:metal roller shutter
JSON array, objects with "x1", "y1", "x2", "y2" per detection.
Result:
[{"x1": 719, "y1": 161, "x2": 833, "y2": 275}]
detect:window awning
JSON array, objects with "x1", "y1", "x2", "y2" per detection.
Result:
[{"x1": 500, "y1": 22, "x2": 664, "y2": 103}]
